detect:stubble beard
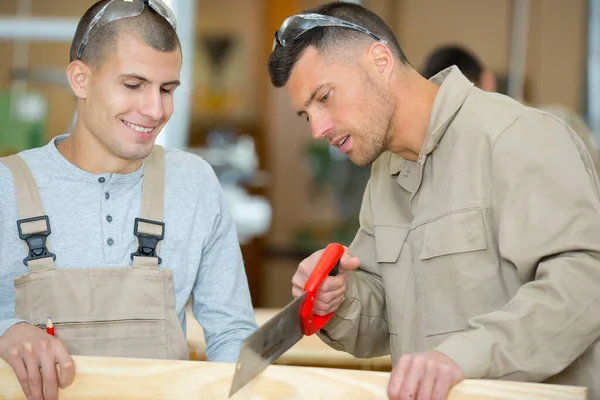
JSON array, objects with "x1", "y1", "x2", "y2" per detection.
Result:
[{"x1": 351, "y1": 86, "x2": 396, "y2": 167}]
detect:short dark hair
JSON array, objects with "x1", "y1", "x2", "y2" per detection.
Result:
[
  {"x1": 421, "y1": 45, "x2": 483, "y2": 84},
  {"x1": 69, "y1": 0, "x2": 181, "y2": 69},
  {"x1": 267, "y1": 2, "x2": 408, "y2": 88}
]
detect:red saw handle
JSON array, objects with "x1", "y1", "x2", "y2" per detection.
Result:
[{"x1": 299, "y1": 243, "x2": 345, "y2": 336}]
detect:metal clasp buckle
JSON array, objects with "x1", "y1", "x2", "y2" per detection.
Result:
[
  {"x1": 130, "y1": 217, "x2": 164, "y2": 264},
  {"x1": 17, "y1": 215, "x2": 56, "y2": 266}
]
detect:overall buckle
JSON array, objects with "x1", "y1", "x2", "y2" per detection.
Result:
[
  {"x1": 17, "y1": 215, "x2": 56, "y2": 266},
  {"x1": 130, "y1": 218, "x2": 164, "y2": 264}
]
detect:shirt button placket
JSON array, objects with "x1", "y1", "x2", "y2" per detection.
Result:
[{"x1": 100, "y1": 176, "x2": 116, "y2": 259}]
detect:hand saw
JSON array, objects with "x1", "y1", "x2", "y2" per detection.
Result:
[{"x1": 228, "y1": 243, "x2": 345, "y2": 397}]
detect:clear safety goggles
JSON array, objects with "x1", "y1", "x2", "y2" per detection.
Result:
[
  {"x1": 76, "y1": 0, "x2": 177, "y2": 60},
  {"x1": 272, "y1": 13, "x2": 387, "y2": 51}
]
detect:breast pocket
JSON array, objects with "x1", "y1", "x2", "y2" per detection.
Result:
[
  {"x1": 375, "y1": 225, "x2": 409, "y2": 264},
  {"x1": 420, "y1": 210, "x2": 487, "y2": 261},
  {"x1": 418, "y1": 209, "x2": 494, "y2": 342}
]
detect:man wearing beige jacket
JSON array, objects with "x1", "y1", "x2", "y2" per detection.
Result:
[{"x1": 268, "y1": 2, "x2": 600, "y2": 400}]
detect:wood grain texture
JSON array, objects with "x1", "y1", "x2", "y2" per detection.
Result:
[
  {"x1": 0, "y1": 355, "x2": 389, "y2": 399},
  {"x1": 186, "y1": 306, "x2": 392, "y2": 370},
  {"x1": 0, "y1": 356, "x2": 587, "y2": 399},
  {"x1": 447, "y1": 379, "x2": 587, "y2": 400}
]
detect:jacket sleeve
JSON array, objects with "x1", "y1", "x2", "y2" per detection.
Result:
[
  {"x1": 538, "y1": 104, "x2": 600, "y2": 180},
  {"x1": 317, "y1": 178, "x2": 390, "y2": 358},
  {"x1": 434, "y1": 110, "x2": 600, "y2": 381}
]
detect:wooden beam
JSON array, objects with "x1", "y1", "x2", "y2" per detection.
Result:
[{"x1": 0, "y1": 356, "x2": 587, "y2": 399}]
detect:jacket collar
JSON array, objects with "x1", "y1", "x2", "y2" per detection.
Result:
[{"x1": 389, "y1": 66, "x2": 474, "y2": 175}]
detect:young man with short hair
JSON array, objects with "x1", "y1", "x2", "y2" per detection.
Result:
[{"x1": 0, "y1": 2, "x2": 257, "y2": 399}]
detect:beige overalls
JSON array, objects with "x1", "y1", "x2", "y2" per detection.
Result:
[{"x1": 0, "y1": 146, "x2": 189, "y2": 360}]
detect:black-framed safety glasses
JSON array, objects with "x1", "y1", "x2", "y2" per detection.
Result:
[
  {"x1": 273, "y1": 13, "x2": 387, "y2": 50},
  {"x1": 76, "y1": 0, "x2": 177, "y2": 60}
]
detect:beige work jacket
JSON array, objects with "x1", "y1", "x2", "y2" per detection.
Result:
[{"x1": 318, "y1": 66, "x2": 600, "y2": 398}]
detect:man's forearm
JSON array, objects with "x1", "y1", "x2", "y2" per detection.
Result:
[{"x1": 317, "y1": 269, "x2": 390, "y2": 358}]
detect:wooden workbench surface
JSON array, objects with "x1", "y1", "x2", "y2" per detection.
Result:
[
  {"x1": 0, "y1": 355, "x2": 390, "y2": 399},
  {"x1": 186, "y1": 307, "x2": 392, "y2": 371},
  {"x1": 0, "y1": 356, "x2": 587, "y2": 399}
]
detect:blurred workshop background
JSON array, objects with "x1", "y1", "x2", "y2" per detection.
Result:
[{"x1": 0, "y1": 0, "x2": 598, "y2": 308}]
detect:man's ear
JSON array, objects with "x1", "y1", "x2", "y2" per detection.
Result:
[
  {"x1": 66, "y1": 60, "x2": 91, "y2": 99},
  {"x1": 369, "y1": 42, "x2": 394, "y2": 76}
]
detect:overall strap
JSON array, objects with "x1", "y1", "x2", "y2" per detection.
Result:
[
  {"x1": 0, "y1": 155, "x2": 56, "y2": 272},
  {"x1": 131, "y1": 145, "x2": 165, "y2": 268}
]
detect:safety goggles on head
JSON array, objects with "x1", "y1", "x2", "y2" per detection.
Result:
[
  {"x1": 272, "y1": 13, "x2": 388, "y2": 51},
  {"x1": 76, "y1": 0, "x2": 177, "y2": 60}
]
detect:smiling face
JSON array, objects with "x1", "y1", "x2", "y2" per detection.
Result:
[
  {"x1": 75, "y1": 34, "x2": 182, "y2": 162},
  {"x1": 285, "y1": 46, "x2": 396, "y2": 167}
]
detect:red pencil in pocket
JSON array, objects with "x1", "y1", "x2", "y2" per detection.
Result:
[{"x1": 45, "y1": 317, "x2": 54, "y2": 337}]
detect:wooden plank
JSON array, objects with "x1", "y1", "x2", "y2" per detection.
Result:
[
  {"x1": 447, "y1": 379, "x2": 587, "y2": 400},
  {"x1": 0, "y1": 356, "x2": 389, "y2": 399},
  {"x1": 186, "y1": 306, "x2": 392, "y2": 370},
  {"x1": 0, "y1": 356, "x2": 587, "y2": 399}
]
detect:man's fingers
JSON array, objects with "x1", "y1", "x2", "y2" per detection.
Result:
[
  {"x1": 6, "y1": 351, "x2": 31, "y2": 400},
  {"x1": 431, "y1": 368, "x2": 455, "y2": 400},
  {"x1": 291, "y1": 286, "x2": 304, "y2": 299},
  {"x1": 298, "y1": 249, "x2": 324, "y2": 277},
  {"x1": 291, "y1": 275, "x2": 308, "y2": 296},
  {"x1": 293, "y1": 247, "x2": 357, "y2": 313},
  {"x1": 291, "y1": 271, "x2": 308, "y2": 289},
  {"x1": 312, "y1": 275, "x2": 347, "y2": 315},
  {"x1": 313, "y1": 295, "x2": 345, "y2": 316},
  {"x1": 39, "y1": 350, "x2": 59, "y2": 400},
  {"x1": 387, "y1": 351, "x2": 464, "y2": 400},
  {"x1": 318, "y1": 275, "x2": 345, "y2": 293},
  {"x1": 388, "y1": 355, "x2": 411, "y2": 400},
  {"x1": 399, "y1": 355, "x2": 426, "y2": 400},
  {"x1": 54, "y1": 345, "x2": 75, "y2": 389},
  {"x1": 417, "y1": 360, "x2": 436, "y2": 400},
  {"x1": 22, "y1": 345, "x2": 43, "y2": 400},
  {"x1": 316, "y1": 281, "x2": 346, "y2": 303},
  {"x1": 291, "y1": 271, "x2": 308, "y2": 299}
]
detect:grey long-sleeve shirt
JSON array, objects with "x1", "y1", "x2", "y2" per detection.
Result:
[{"x1": 0, "y1": 134, "x2": 257, "y2": 362}]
